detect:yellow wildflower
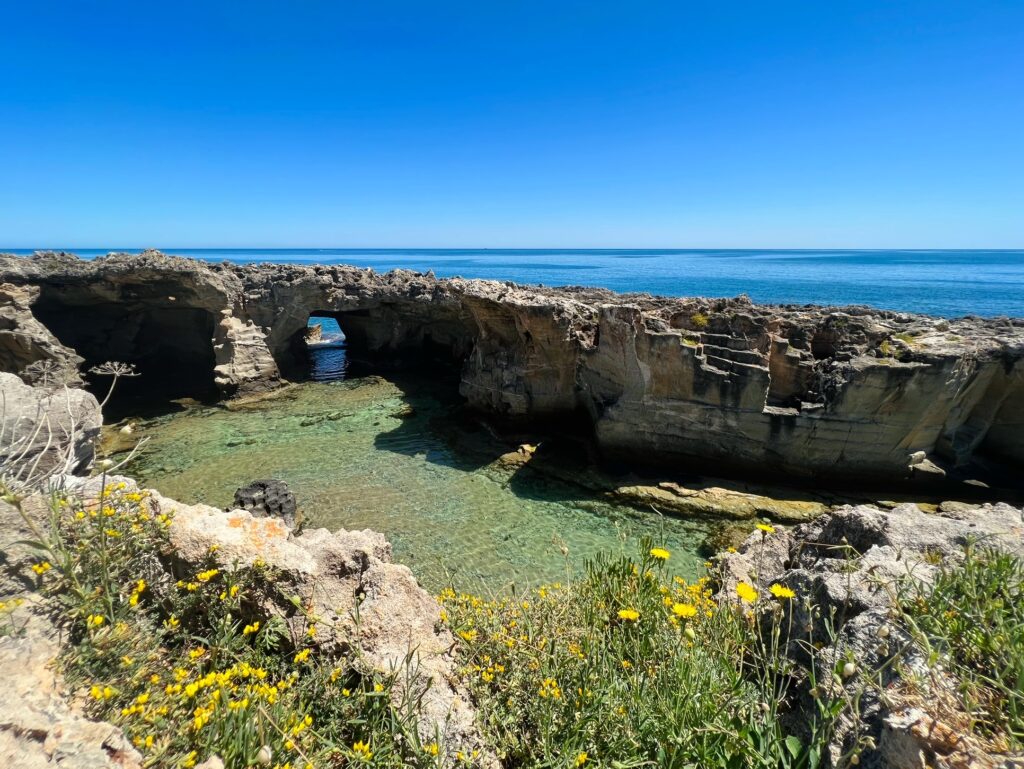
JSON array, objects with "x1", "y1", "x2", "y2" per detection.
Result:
[
  {"x1": 293, "y1": 648, "x2": 311, "y2": 664},
  {"x1": 352, "y1": 741, "x2": 373, "y2": 760},
  {"x1": 243, "y1": 622, "x2": 260, "y2": 635},
  {"x1": 31, "y1": 561, "x2": 52, "y2": 576},
  {"x1": 424, "y1": 743, "x2": 439, "y2": 756},
  {"x1": 617, "y1": 608, "x2": 640, "y2": 621},
  {"x1": 649, "y1": 547, "x2": 670, "y2": 561},
  {"x1": 769, "y1": 583, "x2": 796, "y2": 600},
  {"x1": 671, "y1": 602, "x2": 698, "y2": 618},
  {"x1": 86, "y1": 614, "x2": 105, "y2": 628},
  {"x1": 756, "y1": 522, "x2": 776, "y2": 535},
  {"x1": 575, "y1": 752, "x2": 589, "y2": 766},
  {"x1": 736, "y1": 582, "x2": 758, "y2": 603}
]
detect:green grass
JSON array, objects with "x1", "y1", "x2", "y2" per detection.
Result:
[
  {"x1": 903, "y1": 544, "x2": 1024, "y2": 749},
  {"x1": 21, "y1": 481, "x2": 438, "y2": 769},
  {"x1": 17, "y1": 480, "x2": 1022, "y2": 768},
  {"x1": 441, "y1": 545, "x2": 831, "y2": 769}
]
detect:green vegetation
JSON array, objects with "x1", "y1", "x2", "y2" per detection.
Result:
[
  {"x1": 903, "y1": 545, "x2": 1024, "y2": 749},
  {"x1": 15, "y1": 480, "x2": 1023, "y2": 768},
  {"x1": 690, "y1": 312, "x2": 710, "y2": 329},
  {"x1": 442, "y1": 539, "x2": 843, "y2": 769},
  {"x1": 21, "y1": 482, "x2": 435, "y2": 769}
]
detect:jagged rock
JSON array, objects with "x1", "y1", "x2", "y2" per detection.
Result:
[
  {"x1": 1, "y1": 250, "x2": 1023, "y2": 481},
  {"x1": 150, "y1": 489, "x2": 496, "y2": 766},
  {"x1": 0, "y1": 372, "x2": 102, "y2": 485},
  {"x1": 232, "y1": 478, "x2": 297, "y2": 528},
  {"x1": 0, "y1": 493, "x2": 142, "y2": 769},
  {"x1": 0, "y1": 282, "x2": 83, "y2": 383},
  {"x1": 0, "y1": 630, "x2": 143, "y2": 769},
  {"x1": 717, "y1": 502, "x2": 1024, "y2": 768},
  {"x1": 880, "y1": 708, "x2": 1010, "y2": 769}
]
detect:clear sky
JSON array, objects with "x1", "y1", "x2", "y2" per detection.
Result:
[{"x1": 1, "y1": 1, "x2": 1021, "y2": 248}]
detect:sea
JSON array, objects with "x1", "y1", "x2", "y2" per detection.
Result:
[{"x1": 6, "y1": 248, "x2": 1024, "y2": 317}]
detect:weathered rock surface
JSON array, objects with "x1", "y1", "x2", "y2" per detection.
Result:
[
  {"x1": 0, "y1": 282, "x2": 84, "y2": 384},
  {"x1": 718, "y1": 502, "x2": 1024, "y2": 768},
  {"x1": 0, "y1": 628, "x2": 144, "y2": 769},
  {"x1": 0, "y1": 372, "x2": 102, "y2": 486},
  {"x1": 232, "y1": 478, "x2": 297, "y2": 528},
  {"x1": 153, "y1": 487, "x2": 495, "y2": 766},
  {"x1": 0, "y1": 490, "x2": 142, "y2": 769},
  {"x1": 2, "y1": 250, "x2": 1022, "y2": 481}
]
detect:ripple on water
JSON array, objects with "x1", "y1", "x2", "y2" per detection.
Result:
[{"x1": 119, "y1": 375, "x2": 712, "y2": 592}]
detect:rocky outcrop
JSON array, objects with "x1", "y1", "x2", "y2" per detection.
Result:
[
  {"x1": 0, "y1": 283, "x2": 83, "y2": 384},
  {"x1": 2, "y1": 250, "x2": 1022, "y2": 482},
  {"x1": 718, "y1": 502, "x2": 1024, "y2": 768},
  {"x1": 0, "y1": 372, "x2": 102, "y2": 486},
  {"x1": 153, "y1": 485, "x2": 494, "y2": 765},
  {"x1": 232, "y1": 478, "x2": 298, "y2": 528},
  {"x1": 2, "y1": 474, "x2": 495, "y2": 767}
]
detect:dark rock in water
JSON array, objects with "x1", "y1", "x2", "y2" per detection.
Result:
[{"x1": 232, "y1": 479, "x2": 297, "y2": 529}]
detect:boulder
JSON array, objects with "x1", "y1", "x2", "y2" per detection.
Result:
[
  {"x1": 0, "y1": 372, "x2": 101, "y2": 487},
  {"x1": 232, "y1": 478, "x2": 297, "y2": 529}
]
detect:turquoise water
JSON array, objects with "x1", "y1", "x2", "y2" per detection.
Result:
[
  {"x1": 7, "y1": 248, "x2": 1024, "y2": 317},
  {"x1": 115, "y1": 372, "x2": 712, "y2": 593}
]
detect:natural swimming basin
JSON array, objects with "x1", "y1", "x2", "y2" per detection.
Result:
[{"x1": 112, "y1": 374, "x2": 712, "y2": 592}]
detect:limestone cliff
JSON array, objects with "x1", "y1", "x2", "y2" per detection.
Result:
[{"x1": 1, "y1": 250, "x2": 1022, "y2": 482}]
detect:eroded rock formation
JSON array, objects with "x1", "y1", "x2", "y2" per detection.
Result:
[
  {"x1": 1, "y1": 250, "x2": 1022, "y2": 482},
  {"x1": 718, "y1": 502, "x2": 1024, "y2": 768}
]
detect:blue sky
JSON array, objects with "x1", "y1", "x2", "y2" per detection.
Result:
[{"x1": 1, "y1": 1, "x2": 1021, "y2": 248}]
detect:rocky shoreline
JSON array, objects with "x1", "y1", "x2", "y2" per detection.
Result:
[
  {"x1": 2, "y1": 370, "x2": 1022, "y2": 767},
  {"x1": 2, "y1": 250, "x2": 1022, "y2": 483}
]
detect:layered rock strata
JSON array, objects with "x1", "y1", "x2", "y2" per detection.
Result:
[{"x1": 2, "y1": 250, "x2": 1023, "y2": 481}]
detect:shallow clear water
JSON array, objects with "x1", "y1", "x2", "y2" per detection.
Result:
[
  {"x1": 9, "y1": 247, "x2": 1024, "y2": 317},
  {"x1": 117, "y1": 373, "x2": 711, "y2": 593}
]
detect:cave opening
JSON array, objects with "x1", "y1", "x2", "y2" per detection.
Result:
[
  {"x1": 31, "y1": 288, "x2": 219, "y2": 416},
  {"x1": 296, "y1": 308, "x2": 472, "y2": 388}
]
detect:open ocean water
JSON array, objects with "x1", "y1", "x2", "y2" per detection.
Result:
[{"x1": 6, "y1": 248, "x2": 1024, "y2": 317}]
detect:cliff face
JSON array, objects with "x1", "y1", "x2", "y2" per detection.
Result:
[{"x1": 2, "y1": 250, "x2": 1022, "y2": 482}]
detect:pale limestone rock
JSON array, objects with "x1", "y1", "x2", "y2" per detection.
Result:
[
  {"x1": 158, "y1": 491, "x2": 495, "y2": 766},
  {"x1": 2, "y1": 250, "x2": 1023, "y2": 480},
  {"x1": 0, "y1": 372, "x2": 101, "y2": 484},
  {"x1": 0, "y1": 630, "x2": 143, "y2": 769},
  {"x1": 0, "y1": 283, "x2": 83, "y2": 383},
  {"x1": 717, "y1": 502, "x2": 1024, "y2": 769}
]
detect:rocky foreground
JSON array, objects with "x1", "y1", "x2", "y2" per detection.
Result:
[
  {"x1": 1, "y1": 250, "x2": 1023, "y2": 482},
  {"x1": 1, "y1": 374, "x2": 1022, "y2": 767}
]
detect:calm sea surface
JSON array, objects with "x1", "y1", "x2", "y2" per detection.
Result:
[{"x1": 7, "y1": 248, "x2": 1024, "y2": 317}]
